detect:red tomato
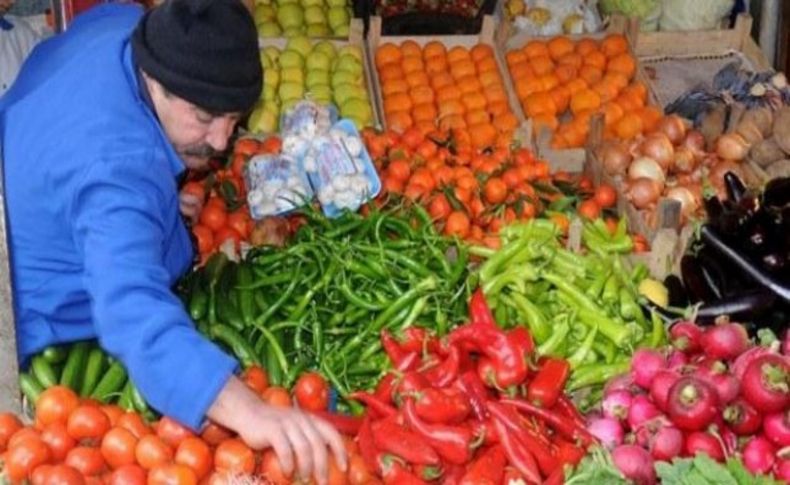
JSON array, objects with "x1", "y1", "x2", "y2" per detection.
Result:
[
  {"x1": 134, "y1": 435, "x2": 173, "y2": 471},
  {"x1": 100, "y1": 406, "x2": 124, "y2": 427},
  {"x1": 42, "y1": 464, "x2": 85, "y2": 485},
  {"x1": 234, "y1": 138, "x2": 261, "y2": 157},
  {"x1": 0, "y1": 413, "x2": 24, "y2": 452},
  {"x1": 293, "y1": 372, "x2": 330, "y2": 413},
  {"x1": 65, "y1": 446, "x2": 105, "y2": 477},
  {"x1": 66, "y1": 406, "x2": 111, "y2": 442},
  {"x1": 260, "y1": 136, "x2": 282, "y2": 154},
  {"x1": 181, "y1": 181, "x2": 206, "y2": 202},
  {"x1": 241, "y1": 366, "x2": 269, "y2": 395},
  {"x1": 191, "y1": 225, "x2": 214, "y2": 255},
  {"x1": 214, "y1": 227, "x2": 242, "y2": 251},
  {"x1": 175, "y1": 437, "x2": 212, "y2": 480},
  {"x1": 214, "y1": 439, "x2": 255, "y2": 475},
  {"x1": 577, "y1": 199, "x2": 602, "y2": 220},
  {"x1": 5, "y1": 438, "x2": 52, "y2": 483},
  {"x1": 108, "y1": 464, "x2": 146, "y2": 485},
  {"x1": 115, "y1": 413, "x2": 151, "y2": 440},
  {"x1": 35, "y1": 386, "x2": 80, "y2": 428},
  {"x1": 261, "y1": 387, "x2": 292, "y2": 408},
  {"x1": 148, "y1": 464, "x2": 198, "y2": 485},
  {"x1": 444, "y1": 211, "x2": 471, "y2": 238},
  {"x1": 483, "y1": 177, "x2": 507, "y2": 205},
  {"x1": 594, "y1": 184, "x2": 617, "y2": 208},
  {"x1": 100, "y1": 427, "x2": 138, "y2": 469},
  {"x1": 226, "y1": 211, "x2": 252, "y2": 240},
  {"x1": 40, "y1": 422, "x2": 76, "y2": 462},
  {"x1": 155, "y1": 417, "x2": 195, "y2": 449},
  {"x1": 199, "y1": 205, "x2": 227, "y2": 233}
]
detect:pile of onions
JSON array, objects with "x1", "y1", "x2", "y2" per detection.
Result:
[{"x1": 715, "y1": 133, "x2": 751, "y2": 161}]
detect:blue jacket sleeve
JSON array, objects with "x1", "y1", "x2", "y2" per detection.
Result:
[{"x1": 71, "y1": 156, "x2": 238, "y2": 430}]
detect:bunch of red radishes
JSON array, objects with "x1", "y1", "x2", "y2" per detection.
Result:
[{"x1": 586, "y1": 321, "x2": 789, "y2": 484}]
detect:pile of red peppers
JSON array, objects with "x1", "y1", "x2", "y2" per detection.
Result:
[{"x1": 345, "y1": 289, "x2": 597, "y2": 484}]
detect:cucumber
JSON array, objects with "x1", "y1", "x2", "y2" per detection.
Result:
[
  {"x1": 59, "y1": 341, "x2": 90, "y2": 392},
  {"x1": 30, "y1": 355, "x2": 58, "y2": 388},
  {"x1": 79, "y1": 348, "x2": 107, "y2": 397},
  {"x1": 90, "y1": 361, "x2": 128, "y2": 403},
  {"x1": 118, "y1": 381, "x2": 134, "y2": 411},
  {"x1": 41, "y1": 345, "x2": 68, "y2": 364},
  {"x1": 19, "y1": 372, "x2": 44, "y2": 404}
]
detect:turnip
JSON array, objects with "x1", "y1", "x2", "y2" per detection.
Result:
[
  {"x1": 649, "y1": 426, "x2": 684, "y2": 461},
  {"x1": 587, "y1": 417, "x2": 625, "y2": 449},
  {"x1": 628, "y1": 395, "x2": 662, "y2": 430},
  {"x1": 612, "y1": 445, "x2": 657, "y2": 484},
  {"x1": 667, "y1": 377, "x2": 719, "y2": 431},
  {"x1": 742, "y1": 436, "x2": 776, "y2": 475},
  {"x1": 602, "y1": 390, "x2": 633, "y2": 422},
  {"x1": 701, "y1": 321, "x2": 750, "y2": 361},
  {"x1": 650, "y1": 370, "x2": 681, "y2": 412},
  {"x1": 742, "y1": 354, "x2": 790, "y2": 413},
  {"x1": 684, "y1": 431, "x2": 725, "y2": 462},
  {"x1": 723, "y1": 398, "x2": 763, "y2": 436},
  {"x1": 670, "y1": 321, "x2": 704, "y2": 354},
  {"x1": 763, "y1": 411, "x2": 790, "y2": 447},
  {"x1": 631, "y1": 349, "x2": 667, "y2": 390}
]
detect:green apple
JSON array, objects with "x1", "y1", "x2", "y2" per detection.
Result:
[
  {"x1": 281, "y1": 67, "x2": 305, "y2": 86},
  {"x1": 303, "y1": 5, "x2": 325, "y2": 24},
  {"x1": 300, "y1": 0, "x2": 323, "y2": 7},
  {"x1": 308, "y1": 83, "x2": 332, "y2": 100},
  {"x1": 259, "y1": 51, "x2": 273, "y2": 70},
  {"x1": 248, "y1": 106, "x2": 280, "y2": 134},
  {"x1": 261, "y1": 84, "x2": 277, "y2": 101},
  {"x1": 254, "y1": 4, "x2": 276, "y2": 24},
  {"x1": 278, "y1": 49, "x2": 304, "y2": 69},
  {"x1": 258, "y1": 21, "x2": 282, "y2": 37},
  {"x1": 332, "y1": 23, "x2": 349, "y2": 37},
  {"x1": 333, "y1": 83, "x2": 366, "y2": 106},
  {"x1": 263, "y1": 46, "x2": 281, "y2": 64},
  {"x1": 312, "y1": 40, "x2": 337, "y2": 59},
  {"x1": 306, "y1": 51, "x2": 331, "y2": 71},
  {"x1": 277, "y1": 0, "x2": 299, "y2": 5},
  {"x1": 326, "y1": 0, "x2": 345, "y2": 8},
  {"x1": 282, "y1": 98, "x2": 300, "y2": 112},
  {"x1": 283, "y1": 26, "x2": 305, "y2": 37},
  {"x1": 331, "y1": 70, "x2": 361, "y2": 88},
  {"x1": 333, "y1": 54, "x2": 363, "y2": 77},
  {"x1": 306, "y1": 23, "x2": 331, "y2": 37},
  {"x1": 279, "y1": 82, "x2": 305, "y2": 102},
  {"x1": 305, "y1": 69, "x2": 330, "y2": 88},
  {"x1": 341, "y1": 98, "x2": 373, "y2": 128},
  {"x1": 337, "y1": 45, "x2": 363, "y2": 61},
  {"x1": 327, "y1": 6, "x2": 349, "y2": 30},
  {"x1": 263, "y1": 68, "x2": 280, "y2": 88},
  {"x1": 277, "y1": 4, "x2": 304, "y2": 30},
  {"x1": 286, "y1": 36, "x2": 313, "y2": 58}
]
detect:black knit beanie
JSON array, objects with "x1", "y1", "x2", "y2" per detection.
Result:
[{"x1": 132, "y1": 0, "x2": 262, "y2": 113}]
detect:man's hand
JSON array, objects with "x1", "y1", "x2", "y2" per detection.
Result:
[
  {"x1": 207, "y1": 377, "x2": 347, "y2": 485},
  {"x1": 179, "y1": 192, "x2": 203, "y2": 225}
]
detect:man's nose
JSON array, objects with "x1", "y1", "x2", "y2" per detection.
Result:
[{"x1": 206, "y1": 117, "x2": 237, "y2": 153}]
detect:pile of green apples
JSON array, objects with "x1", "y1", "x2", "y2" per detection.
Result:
[
  {"x1": 254, "y1": 0, "x2": 353, "y2": 38},
  {"x1": 247, "y1": 37, "x2": 375, "y2": 133}
]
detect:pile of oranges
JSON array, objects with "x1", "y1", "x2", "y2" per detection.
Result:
[
  {"x1": 505, "y1": 34, "x2": 662, "y2": 149},
  {"x1": 374, "y1": 40, "x2": 520, "y2": 151}
]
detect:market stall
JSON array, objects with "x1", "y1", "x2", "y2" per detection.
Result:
[{"x1": 1, "y1": 2, "x2": 789, "y2": 484}]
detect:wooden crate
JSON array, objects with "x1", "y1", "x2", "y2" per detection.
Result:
[
  {"x1": 258, "y1": 19, "x2": 381, "y2": 129},
  {"x1": 498, "y1": 17, "x2": 661, "y2": 174},
  {"x1": 366, "y1": 15, "x2": 532, "y2": 147}
]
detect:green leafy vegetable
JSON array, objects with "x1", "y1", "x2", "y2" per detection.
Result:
[
  {"x1": 565, "y1": 447, "x2": 629, "y2": 485},
  {"x1": 655, "y1": 455, "x2": 784, "y2": 485}
]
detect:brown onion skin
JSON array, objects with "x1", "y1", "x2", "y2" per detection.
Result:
[
  {"x1": 673, "y1": 146, "x2": 698, "y2": 173},
  {"x1": 682, "y1": 130, "x2": 706, "y2": 158},
  {"x1": 628, "y1": 177, "x2": 662, "y2": 210},
  {"x1": 658, "y1": 115, "x2": 688, "y2": 145},
  {"x1": 600, "y1": 143, "x2": 632, "y2": 176},
  {"x1": 641, "y1": 133, "x2": 675, "y2": 171}
]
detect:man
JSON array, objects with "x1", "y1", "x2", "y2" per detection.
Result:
[
  {"x1": 0, "y1": 1, "x2": 345, "y2": 483},
  {"x1": 0, "y1": 0, "x2": 40, "y2": 96}
]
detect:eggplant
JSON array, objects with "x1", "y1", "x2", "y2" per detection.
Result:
[
  {"x1": 697, "y1": 248, "x2": 747, "y2": 297},
  {"x1": 695, "y1": 289, "x2": 777, "y2": 325},
  {"x1": 762, "y1": 177, "x2": 790, "y2": 208},
  {"x1": 681, "y1": 255, "x2": 716, "y2": 303},
  {"x1": 664, "y1": 274, "x2": 689, "y2": 307},
  {"x1": 701, "y1": 225, "x2": 790, "y2": 302},
  {"x1": 703, "y1": 196, "x2": 724, "y2": 221},
  {"x1": 724, "y1": 172, "x2": 747, "y2": 203}
]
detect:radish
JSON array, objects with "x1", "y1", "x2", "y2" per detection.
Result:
[
  {"x1": 684, "y1": 431, "x2": 725, "y2": 462},
  {"x1": 602, "y1": 390, "x2": 633, "y2": 422},
  {"x1": 631, "y1": 349, "x2": 667, "y2": 390},
  {"x1": 667, "y1": 377, "x2": 719, "y2": 431},
  {"x1": 587, "y1": 417, "x2": 624, "y2": 449},
  {"x1": 723, "y1": 398, "x2": 763, "y2": 436},
  {"x1": 650, "y1": 370, "x2": 681, "y2": 412},
  {"x1": 649, "y1": 426, "x2": 684, "y2": 461},
  {"x1": 776, "y1": 456, "x2": 790, "y2": 481},
  {"x1": 628, "y1": 395, "x2": 662, "y2": 430},
  {"x1": 731, "y1": 345, "x2": 779, "y2": 381},
  {"x1": 763, "y1": 411, "x2": 790, "y2": 447},
  {"x1": 693, "y1": 360, "x2": 740, "y2": 404},
  {"x1": 742, "y1": 354, "x2": 790, "y2": 413},
  {"x1": 604, "y1": 373, "x2": 636, "y2": 395},
  {"x1": 667, "y1": 350, "x2": 689, "y2": 370},
  {"x1": 742, "y1": 437, "x2": 776, "y2": 475},
  {"x1": 612, "y1": 445, "x2": 657, "y2": 484},
  {"x1": 671, "y1": 321, "x2": 704, "y2": 354},
  {"x1": 701, "y1": 321, "x2": 750, "y2": 360}
]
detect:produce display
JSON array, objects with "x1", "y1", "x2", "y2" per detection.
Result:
[
  {"x1": 253, "y1": 0, "x2": 353, "y2": 38},
  {"x1": 372, "y1": 0, "x2": 485, "y2": 18},
  {"x1": 503, "y1": 0, "x2": 601, "y2": 37}
]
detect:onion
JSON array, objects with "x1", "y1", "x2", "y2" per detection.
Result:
[
  {"x1": 666, "y1": 186, "x2": 700, "y2": 220},
  {"x1": 628, "y1": 178, "x2": 662, "y2": 209},
  {"x1": 715, "y1": 133, "x2": 750, "y2": 161},
  {"x1": 657, "y1": 115, "x2": 687, "y2": 144},
  {"x1": 673, "y1": 146, "x2": 698, "y2": 173},
  {"x1": 708, "y1": 160, "x2": 745, "y2": 199},
  {"x1": 682, "y1": 130, "x2": 706, "y2": 158},
  {"x1": 640, "y1": 133, "x2": 675, "y2": 171},
  {"x1": 599, "y1": 143, "x2": 632, "y2": 176},
  {"x1": 628, "y1": 157, "x2": 666, "y2": 185}
]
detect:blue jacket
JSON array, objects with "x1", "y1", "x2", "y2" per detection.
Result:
[{"x1": 0, "y1": 4, "x2": 237, "y2": 429}]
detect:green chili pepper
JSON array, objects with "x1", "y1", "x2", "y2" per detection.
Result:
[
  {"x1": 537, "y1": 317, "x2": 570, "y2": 356},
  {"x1": 568, "y1": 361, "x2": 630, "y2": 391},
  {"x1": 210, "y1": 324, "x2": 259, "y2": 368},
  {"x1": 505, "y1": 293, "x2": 551, "y2": 344},
  {"x1": 568, "y1": 325, "x2": 598, "y2": 368}
]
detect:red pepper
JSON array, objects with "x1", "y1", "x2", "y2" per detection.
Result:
[
  {"x1": 312, "y1": 410, "x2": 362, "y2": 436},
  {"x1": 459, "y1": 445, "x2": 506, "y2": 485},
  {"x1": 508, "y1": 326, "x2": 535, "y2": 356},
  {"x1": 358, "y1": 416, "x2": 380, "y2": 473},
  {"x1": 403, "y1": 398, "x2": 476, "y2": 465},
  {"x1": 379, "y1": 455, "x2": 429, "y2": 485},
  {"x1": 348, "y1": 391, "x2": 397, "y2": 418},
  {"x1": 440, "y1": 465, "x2": 466, "y2": 485},
  {"x1": 544, "y1": 467, "x2": 566, "y2": 485},
  {"x1": 372, "y1": 416, "x2": 441, "y2": 466},
  {"x1": 397, "y1": 351, "x2": 422, "y2": 372},
  {"x1": 375, "y1": 373, "x2": 397, "y2": 403},
  {"x1": 382, "y1": 329, "x2": 410, "y2": 366},
  {"x1": 470, "y1": 419, "x2": 499, "y2": 446},
  {"x1": 412, "y1": 464, "x2": 443, "y2": 481},
  {"x1": 414, "y1": 388, "x2": 471, "y2": 425},
  {"x1": 455, "y1": 371, "x2": 490, "y2": 420},
  {"x1": 469, "y1": 288, "x2": 496, "y2": 327},
  {"x1": 526, "y1": 358, "x2": 570, "y2": 408},
  {"x1": 503, "y1": 467, "x2": 528, "y2": 484},
  {"x1": 554, "y1": 395, "x2": 587, "y2": 430},
  {"x1": 490, "y1": 408, "x2": 542, "y2": 484},
  {"x1": 553, "y1": 439, "x2": 586, "y2": 467},
  {"x1": 422, "y1": 344, "x2": 461, "y2": 388},
  {"x1": 398, "y1": 327, "x2": 442, "y2": 355},
  {"x1": 448, "y1": 319, "x2": 528, "y2": 387},
  {"x1": 476, "y1": 356, "x2": 499, "y2": 388},
  {"x1": 501, "y1": 398, "x2": 597, "y2": 445},
  {"x1": 487, "y1": 401, "x2": 558, "y2": 477}
]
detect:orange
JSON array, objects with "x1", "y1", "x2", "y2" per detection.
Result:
[
  {"x1": 450, "y1": 60, "x2": 476, "y2": 80},
  {"x1": 406, "y1": 71, "x2": 430, "y2": 88},
  {"x1": 479, "y1": 70, "x2": 503, "y2": 88},
  {"x1": 607, "y1": 53, "x2": 636, "y2": 79},
  {"x1": 476, "y1": 57, "x2": 498, "y2": 74},
  {"x1": 387, "y1": 110, "x2": 414, "y2": 133},
  {"x1": 425, "y1": 55, "x2": 449, "y2": 74},
  {"x1": 379, "y1": 64, "x2": 405, "y2": 83},
  {"x1": 401, "y1": 56, "x2": 425, "y2": 74},
  {"x1": 488, "y1": 100, "x2": 510, "y2": 116},
  {"x1": 524, "y1": 92, "x2": 557, "y2": 117},
  {"x1": 614, "y1": 111, "x2": 643, "y2": 139},
  {"x1": 510, "y1": 62, "x2": 535, "y2": 81},
  {"x1": 601, "y1": 102, "x2": 625, "y2": 126},
  {"x1": 530, "y1": 55, "x2": 554, "y2": 76},
  {"x1": 539, "y1": 73, "x2": 560, "y2": 91},
  {"x1": 570, "y1": 88, "x2": 601, "y2": 115},
  {"x1": 584, "y1": 50, "x2": 607, "y2": 70},
  {"x1": 461, "y1": 93, "x2": 487, "y2": 112},
  {"x1": 549, "y1": 84, "x2": 571, "y2": 112},
  {"x1": 415, "y1": 121, "x2": 435, "y2": 136},
  {"x1": 565, "y1": 78, "x2": 588, "y2": 96},
  {"x1": 470, "y1": 44, "x2": 494, "y2": 63},
  {"x1": 601, "y1": 34, "x2": 628, "y2": 57},
  {"x1": 554, "y1": 64, "x2": 577, "y2": 83},
  {"x1": 410, "y1": 85, "x2": 435, "y2": 105},
  {"x1": 514, "y1": 78, "x2": 542, "y2": 100},
  {"x1": 592, "y1": 80, "x2": 619, "y2": 103},
  {"x1": 622, "y1": 81, "x2": 648, "y2": 104},
  {"x1": 493, "y1": 112, "x2": 518, "y2": 132},
  {"x1": 439, "y1": 99, "x2": 465, "y2": 117},
  {"x1": 436, "y1": 85, "x2": 462, "y2": 103},
  {"x1": 376, "y1": 43, "x2": 402, "y2": 68},
  {"x1": 575, "y1": 38, "x2": 598, "y2": 55},
  {"x1": 457, "y1": 75, "x2": 482, "y2": 95},
  {"x1": 558, "y1": 52, "x2": 583, "y2": 69},
  {"x1": 431, "y1": 72, "x2": 454, "y2": 91},
  {"x1": 413, "y1": 102, "x2": 438, "y2": 122},
  {"x1": 447, "y1": 46, "x2": 471, "y2": 64},
  {"x1": 637, "y1": 106, "x2": 663, "y2": 132},
  {"x1": 579, "y1": 65, "x2": 603, "y2": 85},
  {"x1": 439, "y1": 114, "x2": 467, "y2": 131},
  {"x1": 400, "y1": 40, "x2": 422, "y2": 59},
  {"x1": 603, "y1": 72, "x2": 630, "y2": 91},
  {"x1": 423, "y1": 41, "x2": 447, "y2": 59},
  {"x1": 468, "y1": 123, "x2": 497, "y2": 148},
  {"x1": 484, "y1": 84, "x2": 509, "y2": 105},
  {"x1": 382, "y1": 79, "x2": 409, "y2": 96},
  {"x1": 523, "y1": 40, "x2": 549, "y2": 59},
  {"x1": 465, "y1": 109, "x2": 490, "y2": 126},
  {"x1": 506, "y1": 50, "x2": 527, "y2": 66},
  {"x1": 384, "y1": 92, "x2": 413, "y2": 114},
  {"x1": 547, "y1": 36, "x2": 574, "y2": 61}
]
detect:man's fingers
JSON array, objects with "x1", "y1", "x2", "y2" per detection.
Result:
[
  {"x1": 313, "y1": 416, "x2": 348, "y2": 472},
  {"x1": 297, "y1": 414, "x2": 330, "y2": 485},
  {"x1": 267, "y1": 427, "x2": 294, "y2": 478},
  {"x1": 284, "y1": 418, "x2": 314, "y2": 480}
]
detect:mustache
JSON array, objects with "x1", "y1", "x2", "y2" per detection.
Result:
[{"x1": 180, "y1": 144, "x2": 226, "y2": 158}]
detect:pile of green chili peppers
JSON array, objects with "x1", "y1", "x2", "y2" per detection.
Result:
[
  {"x1": 468, "y1": 218, "x2": 666, "y2": 404},
  {"x1": 179, "y1": 206, "x2": 471, "y2": 402}
]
